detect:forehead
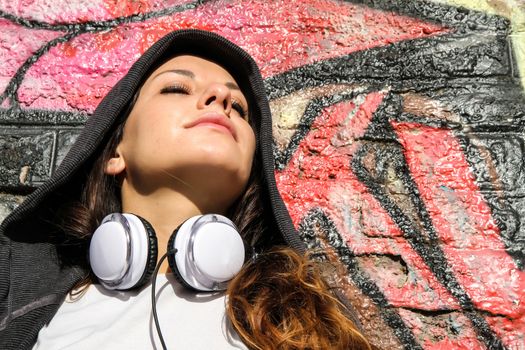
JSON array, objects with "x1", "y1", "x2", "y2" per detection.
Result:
[{"x1": 147, "y1": 55, "x2": 237, "y2": 83}]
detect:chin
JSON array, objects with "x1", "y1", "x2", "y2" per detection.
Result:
[{"x1": 194, "y1": 147, "x2": 251, "y2": 173}]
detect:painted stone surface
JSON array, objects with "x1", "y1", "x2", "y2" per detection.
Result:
[{"x1": 0, "y1": 0, "x2": 524, "y2": 348}]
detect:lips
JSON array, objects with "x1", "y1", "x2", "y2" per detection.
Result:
[{"x1": 185, "y1": 113, "x2": 237, "y2": 139}]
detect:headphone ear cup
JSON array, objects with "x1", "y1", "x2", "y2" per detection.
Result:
[
  {"x1": 89, "y1": 213, "x2": 158, "y2": 291},
  {"x1": 167, "y1": 214, "x2": 246, "y2": 292},
  {"x1": 167, "y1": 230, "x2": 196, "y2": 291},
  {"x1": 132, "y1": 215, "x2": 159, "y2": 289}
]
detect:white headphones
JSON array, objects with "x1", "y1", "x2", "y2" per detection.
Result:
[{"x1": 88, "y1": 213, "x2": 246, "y2": 292}]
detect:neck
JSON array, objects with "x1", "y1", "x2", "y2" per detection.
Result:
[{"x1": 120, "y1": 185, "x2": 222, "y2": 273}]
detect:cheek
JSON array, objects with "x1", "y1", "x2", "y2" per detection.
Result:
[
  {"x1": 121, "y1": 117, "x2": 179, "y2": 164},
  {"x1": 131, "y1": 111, "x2": 180, "y2": 146},
  {"x1": 242, "y1": 128, "x2": 257, "y2": 175},
  {"x1": 245, "y1": 128, "x2": 256, "y2": 159}
]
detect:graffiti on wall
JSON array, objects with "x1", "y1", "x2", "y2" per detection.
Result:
[{"x1": 0, "y1": 0, "x2": 524, "y2": 348}]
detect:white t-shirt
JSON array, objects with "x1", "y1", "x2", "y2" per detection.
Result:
[{"x1": 33, "y1": 274, "x2": 247, "y2": 349}]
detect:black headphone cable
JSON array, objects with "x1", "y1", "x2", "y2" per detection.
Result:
[{"x1": 151, "y1": 249, "x2": 177, "y2": 350}]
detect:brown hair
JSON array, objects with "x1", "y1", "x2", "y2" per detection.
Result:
[
  {"x1": 227, "y1": 247, "x2": 371, "y2": 349},
  {"x1": 61, "y1": 85, "x2": 371, "y2": 350}
]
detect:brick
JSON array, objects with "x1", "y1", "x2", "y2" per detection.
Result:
[{"x1": 0, "y1": 128, "x2": 55, "y2": 188}]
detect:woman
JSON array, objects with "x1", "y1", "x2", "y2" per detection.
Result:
[{"x1": 0, "y1": 29, "x2": 371, "y2": 349}]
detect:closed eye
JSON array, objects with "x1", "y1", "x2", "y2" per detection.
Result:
[
  {"x1": 160, "y1": 84, "x2": 191, "y2": 94},
  {"x1": 232, "y1": 100, "x2": 248, "y2": 120}
]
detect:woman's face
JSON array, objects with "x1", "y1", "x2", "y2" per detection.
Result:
[{"x1": 107, "y1": 55, "x2": 256, "y2": 208}]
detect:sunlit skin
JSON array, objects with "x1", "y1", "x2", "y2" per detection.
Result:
[{"x1": 104, "y1": 55, "x2": 256, "y2": 272}]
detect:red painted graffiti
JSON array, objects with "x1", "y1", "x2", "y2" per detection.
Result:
[
  {"x1": 276, "y1": 95, "x2": 524, "y2": 348},
  {"x1": 393, "y1": 122, "x2": 525, "y2": 347}
]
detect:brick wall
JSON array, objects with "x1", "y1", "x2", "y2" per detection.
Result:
[{"x1": 1, "y1": 0, "x2": 524, "y2": 348}]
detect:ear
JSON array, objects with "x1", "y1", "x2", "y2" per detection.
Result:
[{"x1": 104, "y1": 148, "x2": 126, "y2": 175}]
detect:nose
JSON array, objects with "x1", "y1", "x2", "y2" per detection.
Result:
[{"x1": 198, "y1": 83, "x2": 232, "y2": 116}]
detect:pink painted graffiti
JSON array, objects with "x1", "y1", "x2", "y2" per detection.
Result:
[
  {"x1": 10, "y1": 0, "x2": 446, "y2": 112},
  {"x1": 0, "y1": 19, "x2": 62, "y2": 98},
  {"x1": 0, "y1": 0, "x2": 192, "y2": 24}
]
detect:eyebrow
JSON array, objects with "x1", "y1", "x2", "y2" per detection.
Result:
[{"x1": 152, "y1": 69, "x2": 240, "y2": 90}]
